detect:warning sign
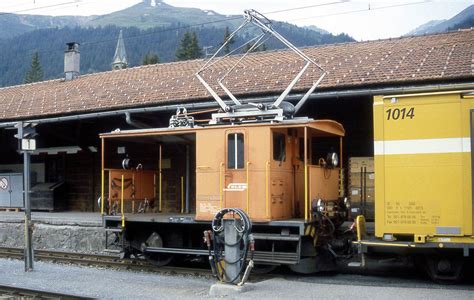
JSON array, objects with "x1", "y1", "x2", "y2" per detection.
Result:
[{"x1": 0, "y1": 177, "x2": 8, "y2": 190}]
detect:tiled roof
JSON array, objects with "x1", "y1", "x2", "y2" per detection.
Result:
[{"x1": 0, "y1": 29, "x2": 473, "y2": 121}]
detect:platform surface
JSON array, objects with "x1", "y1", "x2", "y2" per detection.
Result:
[{"x1": 0, "y1": 211, "x2": 102, "y2": 226}]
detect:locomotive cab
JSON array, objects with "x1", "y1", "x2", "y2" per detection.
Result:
[
  {"x1": 99, "y1": 118, "x2": 347, "y2": 269},
  {"x1": 100, "y1": 119, "x2": 345, "y2": 222},
  {"x1": 194, "y1": 120, "x2": 344, "y2": 222}
]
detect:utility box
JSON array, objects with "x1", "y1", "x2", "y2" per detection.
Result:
[
  {"x1": 31, "y1": 182, "x2": 66, "y2": 211},
  {"x1": 373, "y1": 90, "x2": 474, "y2": 239},
  {"x1": 348, "y1": 157, "x2": 375, "y2": 220},
  {"x1": 0, "y1": 173, "x2": 24, "y2": 208}
]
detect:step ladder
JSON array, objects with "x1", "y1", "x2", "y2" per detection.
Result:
[{"x1": 103, "y1": 215, "x2": 125, "y2": 253}]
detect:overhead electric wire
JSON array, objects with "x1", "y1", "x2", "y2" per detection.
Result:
[
  {"x1": 2, "y1": 0, "x2": 431, "y2": 63},
  {"x1": 287, "y1": 0, "x2": 430, "y2": 22},
  {"x1": 0, "y1": 0, "x2": 83, "y2": 16},
  {"x1": 264, "y1": 0, "x2": 348, "y2": 15}
]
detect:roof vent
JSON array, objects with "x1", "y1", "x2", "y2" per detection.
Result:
[{"x1": 64, "y1": 42, "x2": 80, "y2": 81}]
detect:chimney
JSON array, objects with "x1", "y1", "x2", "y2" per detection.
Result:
[{"x1": 64, "y1": 42, "x2": 80, "y2": 80}]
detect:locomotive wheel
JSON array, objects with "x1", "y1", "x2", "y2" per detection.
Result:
[
  {"x1": 420, "y1": 254, "x2": 464, "y2": 283},
  {"x1": 145, "y1": 253, "x2": 174, "y2": 267},
  {"x1": 141, "y1": 231, "x2": 174, "y2": 267}
]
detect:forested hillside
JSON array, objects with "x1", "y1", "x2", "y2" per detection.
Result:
[{"x1": 0, "y1": 24, "x2": 353, "y2": 87}]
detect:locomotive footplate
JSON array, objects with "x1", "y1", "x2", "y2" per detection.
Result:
[
  {"x1": 143, "y1": 231, "x2": 301, "y2": 265},
  {"x1": 102, "y1": 214, "x2": 311, "y2": 265}
]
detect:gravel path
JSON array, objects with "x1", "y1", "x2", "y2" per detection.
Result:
[
  {"x1": 0, "y1": 258, "x2": 211, "y2": 299},
  {"x1": 0, "y1": 258, "x2": 472, "y2": 299}
]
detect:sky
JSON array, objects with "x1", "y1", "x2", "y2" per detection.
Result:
[{"x1": 0, "y1": 0, "x2": 472, "y2": 40}]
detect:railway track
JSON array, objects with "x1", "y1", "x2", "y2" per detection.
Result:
[
  {"x1": 0, "y1": 283, "x2": 88, "y2": 299},
  {"x1": 0, "y1": 247, "x2": 212, "y2": 278}
]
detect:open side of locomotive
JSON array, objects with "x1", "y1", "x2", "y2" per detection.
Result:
[{"x1": 100, "y1": 118, "x2": 351, "y2": 272}]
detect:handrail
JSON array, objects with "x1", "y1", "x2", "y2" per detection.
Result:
[
  {"x1": 159, "y1": 144, "x2": 162, "y2": 212},
  {"x1": 219, "y1": 162, "x2": 224, "y2": 209},
  {"x1": 131, "y1": 173, "x2": 135, "y2": 213},
  {"x1": 101, "y1": 169, "x2": 104, "y2": 216},
  {"x1": 181, "y1": 176, "x2": 184, "y2": 214},
  {"x1": 100, "y1": 139, "x2": 105, "y2": 216},
  {"x1": 153, "y1": 173, "x2": 157, "y2": 209},
  {"x1": 246, "y1": 161, "x2": 250, "y2": 215},
  {"x1": 304, "y1": 126, "x2": 308, "y2": 222},
  {"x1": 304, "y1": 164, "x2": 308, "y2": 222},
  {"x1": 265, "y1": 161, "x2": 270, "y2": 219},
  {"x1": 121, "y1": 174, "x2": 125, "y2": 228}
]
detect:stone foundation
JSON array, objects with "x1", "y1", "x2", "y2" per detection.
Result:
[{"x1": 0, "y1": 222, "x2": 106, "y2": 253}]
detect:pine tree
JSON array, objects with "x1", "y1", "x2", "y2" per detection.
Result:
[
  {"x1": 176, "y1": 31, "x2": 202, "y2": 61},
  {"x1": 24, "y1": 51, "x2": 44, "y2": 84},
  {"x1": 221, "y1": 27, "x2": 234, "y2": 54},
  {"x1": 142, "y1": 52, "x2": 160, "y2": 65},
  {"x1": 176, "y1": 31, "x2": 192, "y2": 61},
  {"x1": 188, "y1": 32, "x2": 202, "y2": 59}
]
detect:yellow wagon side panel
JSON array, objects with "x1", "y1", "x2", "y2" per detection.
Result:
[{"x1": 374, "y1": 92, "x2": 473, "y2": 239}]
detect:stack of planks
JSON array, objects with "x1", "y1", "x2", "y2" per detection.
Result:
[{"x1": 348, "y1": 157, "x2": 374, "y2": 220}]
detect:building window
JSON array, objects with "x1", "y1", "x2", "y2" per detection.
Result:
[
  {"x1": 273, "y1": 132, "x2": 286, "y2": 163},
  {"x1": 228, "y1": 133, "x2": 244, "y2": 169}
]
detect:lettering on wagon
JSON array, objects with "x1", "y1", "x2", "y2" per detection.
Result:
[
  {"x1": 385, "y1": 107, "x2": 415, "y2": 120},
  {"x1": 385, "y1": 201, "x2": 440, "y2": 226}
]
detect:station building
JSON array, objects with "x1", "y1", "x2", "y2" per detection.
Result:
[{"x1": 0, "y1": 29, "x2": 472, "y2": 212}]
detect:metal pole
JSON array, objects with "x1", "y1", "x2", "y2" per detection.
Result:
[
  {"x1": 101, "y1": 138, "x2": 105, "y2": 216},
  {"x1": 223, "y1": 219, "x2": 240, "y2": 284},
  {"x1": 23, "y1": 151, "x2": 33, "y2": 271},
  {"x1": 304, "y1": 127, "x2": 308, "y2": 222},
  {"x1": 185, "y1": 145, "x2": 190, "y2": 214},
  {"x1": 159, "y1": 144, "x2": 162, "y2": 212}
]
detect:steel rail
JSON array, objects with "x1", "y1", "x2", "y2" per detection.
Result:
[
  {"x1": 0, "y1": 284, "x2": 88, "y2": 299},
  {"x1": 0, "y1": 247, "x2": 212, "y2": 277}
]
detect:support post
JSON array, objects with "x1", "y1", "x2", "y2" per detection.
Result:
[
  {"x1": 246, "y1": 161, "x2": 250, "y2": 215},
  {"x1": 159, "y1": 144, "x2": 162, "y2": 212},
  {"x1": 223, "y1": 219, "x2": 240, "y2": 283},
  {"x1": 265, "y1": 161, "x2": 270, "y2": 219},
  {"x1": 23, "y1": 151, "x2": 33, "y2": 272},
  {"x1": 181, "y1": 176, "x2": 184, "y2": 214},
  {"x1": 185, "y1": 144, "x2": 190, "y2": 213},
  {"x1": 121, "y1": 175, "x2": 125, "y2": 228},
  {"x1": 304, "y1": 127, "x2": 308, "y2": 222},
  {"x1": 101, "y1": 138, "x2": 105, "y2": 216},
  {"x1": 219, "y1": 162, "x2": 224, "y2": 209}
]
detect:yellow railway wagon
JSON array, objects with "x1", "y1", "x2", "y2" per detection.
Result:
[{"x1": 362, "y1": 90, "x2": 474, "y2": 281}]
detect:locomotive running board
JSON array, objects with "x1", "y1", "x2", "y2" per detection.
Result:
[{"x1": 143, "y1": 247, "x2": 300, "y2": 265}]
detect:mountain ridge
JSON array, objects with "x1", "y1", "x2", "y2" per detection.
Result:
[
  {"x1": 0, "y1": 0, "x2": 354, "y2": 87},
  {"x1": 406, "y1": 4, "x2": 473, "y2": 36}
]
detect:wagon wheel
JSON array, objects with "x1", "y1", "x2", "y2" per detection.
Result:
[
  {"x1": 144, "y1": 253, "x2": 174, "y2": 267},
  {"x1": 418, "y1": 254, "x2": 465, "y2": 283},
  {"x1": 142, "y1": 232, "x2": 174, "y2": 267}
]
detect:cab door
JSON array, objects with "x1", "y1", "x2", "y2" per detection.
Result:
[{"x1": 224, "y1": 130, "x2": 247, "y2": 209}]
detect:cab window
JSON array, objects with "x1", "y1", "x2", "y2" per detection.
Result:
[
  {"x1": 228, "y1": 133, "x2": 244, "y2": 169},
  {"x1": 273, "y1": 132, "x2": 286, "y2": 162}
]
